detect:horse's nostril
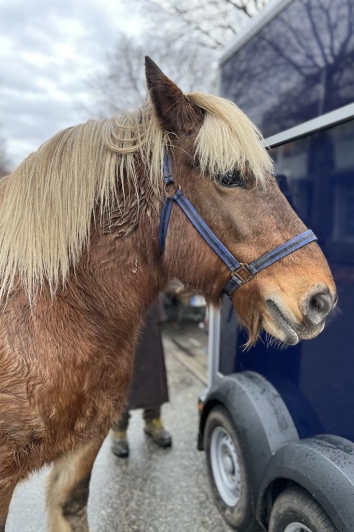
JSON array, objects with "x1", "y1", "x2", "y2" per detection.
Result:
[
  {"x1": 309, "y1": 295, "x2": 324, "y2": 312},
  {"x1": 304, "y1": 289, "x2": 334, "y2": 325}
]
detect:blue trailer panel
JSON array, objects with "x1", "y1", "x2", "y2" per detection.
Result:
[{"x1": 199, "y1": 1, "x2": 354, "y2": 530}]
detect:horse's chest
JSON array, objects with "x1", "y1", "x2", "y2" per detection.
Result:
[{"x1": 51, "y1": 352, "x2": 133, "y2": 440}]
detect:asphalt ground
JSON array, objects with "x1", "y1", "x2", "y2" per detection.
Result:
[{"x1": 7, "y1": 334, "x2": 232, "y2": 532}]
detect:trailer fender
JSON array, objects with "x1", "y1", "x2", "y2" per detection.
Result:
[
  {"x1": 257, "y1": 435, "x2": 354, "y2": 532},
  {"x1": 198, "y1": 371, "x2": 299, "y2": 490}
]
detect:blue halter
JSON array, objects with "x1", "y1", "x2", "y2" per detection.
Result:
[{"x1": 158, "y1": 153, "x2": 317, "y2": 296}]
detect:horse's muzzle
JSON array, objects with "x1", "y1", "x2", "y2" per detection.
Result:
[{"x1": 265, "y1": 287, "x2": 336, "y2": 345}]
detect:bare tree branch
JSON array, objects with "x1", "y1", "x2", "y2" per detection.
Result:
[
  {"x1": 85, "y1": 34, "x2": 219, "y2": 118},
  {"x1": 128, "y1": 0, "x2": 270, "y2": 50},
  {"x1": 85, "y1": 0, "x2": 271, "y2": 117}
]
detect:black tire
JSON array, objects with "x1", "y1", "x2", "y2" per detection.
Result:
[
  {"x1": 269, "y1": 486, "x2": 337, "y2": 532},
  {"x1": 204, "y1": 405, "x2": 260, "y2": 531}
]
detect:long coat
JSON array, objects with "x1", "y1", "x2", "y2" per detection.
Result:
[{"x1": 125, "y1": 298, "x2": 169, "y2": 410}]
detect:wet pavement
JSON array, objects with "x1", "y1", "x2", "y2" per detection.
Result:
[
  {"x1": 7, "y1": 333, "x2": 231, "y2": 532},
  {"x1": 161, "y1": 321, "x2": 209, "y2": 384}
]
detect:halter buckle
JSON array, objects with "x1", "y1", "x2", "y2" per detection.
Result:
[{"x1": 232, "y1": 263, "x2": 253, "y2": 284}]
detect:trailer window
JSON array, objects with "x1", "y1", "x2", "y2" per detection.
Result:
[{"x1": 220, "y1": 0, "x2": 354, "y2": 138}]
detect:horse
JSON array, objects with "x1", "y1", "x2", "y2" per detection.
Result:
[{"x1": 0, "y1": 57, "x2": 336, "y2": 531}]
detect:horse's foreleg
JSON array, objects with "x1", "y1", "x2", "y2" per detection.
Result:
[
  {"x1": 46, "y1": 437, "x2": 104, "y2": 532},
  {"x1": 0, "y1": 476, "x2": 18, "y2": 531}
]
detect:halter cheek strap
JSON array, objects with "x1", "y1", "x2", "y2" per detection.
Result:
[{"x1": 159, "y1": 153, "x2": 317, "y2": 297}]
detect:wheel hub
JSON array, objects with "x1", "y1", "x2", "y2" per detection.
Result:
[
  {"x1": 210, "y1": 426, "x2": 241, "y2": 507},
  {"x1": 222, "y1": 452, "x2": 234, "y2": 475}
]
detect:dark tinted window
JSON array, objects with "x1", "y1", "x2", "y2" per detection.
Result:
[
  {"x1": 220, "y1": 0, "x2": 354, "y2": 138},
  {"x1": 219, "y1": 119, "x2": 354, "y2": 440}
]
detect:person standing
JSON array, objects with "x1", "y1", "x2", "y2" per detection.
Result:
[{"x1": 110, "y1": 297, "x2": 172, "y2": 457}]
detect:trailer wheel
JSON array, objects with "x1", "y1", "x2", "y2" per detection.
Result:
[
  {"x1": 204, "y1": 405, "x2": 259, "y2": 531},
  {"x1": 269, "y1": 486, "x2": 336, "y2": 532}
]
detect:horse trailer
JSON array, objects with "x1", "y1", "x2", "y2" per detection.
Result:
[{"x1": 198, "y1": 0, "x2": 354, "y2": 531}]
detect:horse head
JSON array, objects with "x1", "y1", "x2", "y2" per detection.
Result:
[{"x1": 145, "y1": 57, "x2": 336, "y2": 346}]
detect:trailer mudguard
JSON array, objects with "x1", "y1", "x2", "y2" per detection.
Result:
[
  {"x1": 257, "y1": 435, "x2": 354, "y2": 532},
  {"x1": 198, "y1": 371, "x2": 299, "y2": 490}
]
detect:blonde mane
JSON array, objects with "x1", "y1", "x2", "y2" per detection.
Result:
[
  {"x1": 0, "y1": 92, "x2": 272, "y2": 302},
  {"x1": 188, "y1": 92, "x2": 273, "y2": 182}
]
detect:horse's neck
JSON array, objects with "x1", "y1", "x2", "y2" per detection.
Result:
[{"x1": 78, "y1": 211, "x2": 167, "y2": 328}]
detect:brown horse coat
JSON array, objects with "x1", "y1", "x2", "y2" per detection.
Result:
[{"x1": 0, "y1": 57, "x2": 336, "y2": 532}]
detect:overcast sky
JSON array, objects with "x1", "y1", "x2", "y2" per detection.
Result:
[{"x1": 0, "y1": 0, "x2": 145, "y2": 168}]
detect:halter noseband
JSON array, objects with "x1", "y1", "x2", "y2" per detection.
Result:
[{"x1": 158, "y1": 153, "x2": 317, "y2": 297}]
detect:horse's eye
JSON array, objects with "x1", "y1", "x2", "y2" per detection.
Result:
[{"x1": 219, "y1": 170, "x2": 245, "y2": 188}]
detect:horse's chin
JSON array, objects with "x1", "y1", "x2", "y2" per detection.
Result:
[
  {"x1": 262, "y1": 301, "x2": 326, "y2": 346},
  {"x1": 263, "y1": 320, "x2": 300, "y2": 346}
]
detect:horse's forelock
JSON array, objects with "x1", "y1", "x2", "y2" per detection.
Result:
[{"x1": 187, "y1": 92, "x2": 274, "y2": 184}]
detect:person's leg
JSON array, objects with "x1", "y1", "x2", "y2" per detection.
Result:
[
  {"x1": 112, "y1": 407, "x2": 130, "y2": 432},
  {"x1": 111, "y1": 406, "x2": 130, "y2": 458},
  {"x1": 143, "y1": 406, "x2": 161, "y2": 423},
  {"x1": 143, "y1": 406, "x2": 172, "y2": 448}
]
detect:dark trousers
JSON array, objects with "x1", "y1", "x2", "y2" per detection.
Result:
[{"x1": 113, "y1": 406, "x2": 161, "y2": 431}]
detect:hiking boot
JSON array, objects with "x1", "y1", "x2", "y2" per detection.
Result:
[
  {"x1": 111, "y1": 430, "x2": 129, "y2": 458},
  {"x1": 144, "y1": 418, "x2": 172, "y2": 448}
]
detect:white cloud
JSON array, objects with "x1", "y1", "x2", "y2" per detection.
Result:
[{"x1": 0, "y1": 0, "x2": 145, "y2": 168}]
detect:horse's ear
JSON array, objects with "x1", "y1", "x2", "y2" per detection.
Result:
[{"x1": 145, "y1": 56, "x2": 203, "y2": 134}]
